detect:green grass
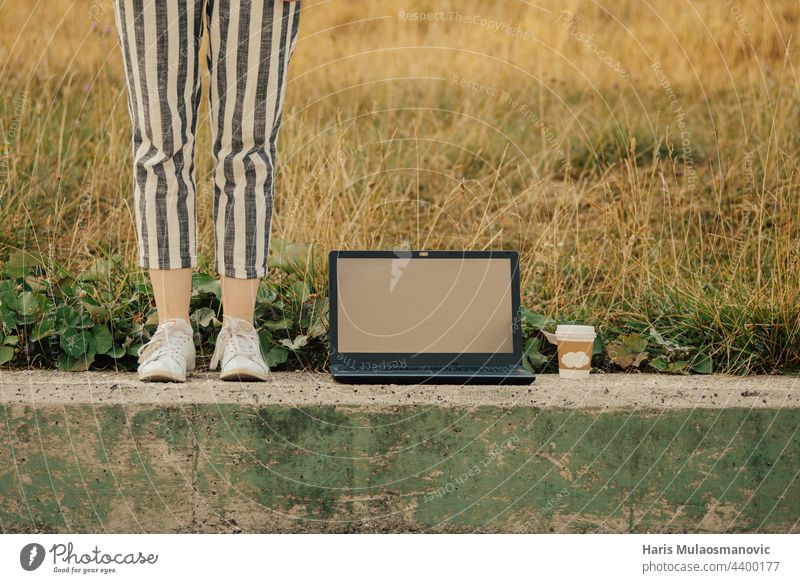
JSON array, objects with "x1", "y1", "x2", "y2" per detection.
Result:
[
  {"x1": 1, "y1": 239, "x2": 798, "y2": 375},
  {"x1": 0, "y1": 241, "x2": 329, "y2": 373}
]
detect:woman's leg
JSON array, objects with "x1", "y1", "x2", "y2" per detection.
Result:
[
  {"x1": 151, "y1": 268, "x2": 193, "y2": 322},
  {"x1": 206, "y1": 0, "x2": 301, "y2": 379},
  {"x1": 114, "y1": 0, "x2": 204, "y2": 322},
  {"x1": 207, "y1": 0, "x2": 301, "y2": 286},
  {"x1": 220, "y1": 276, "x2": 259, "y2": 322}
]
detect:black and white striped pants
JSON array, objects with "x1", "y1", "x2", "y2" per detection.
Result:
[{"x1": 113, "y1": 0, "x2": 301, "y2": 279}]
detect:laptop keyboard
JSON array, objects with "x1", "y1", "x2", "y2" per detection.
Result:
[
  {"x1": 428, "y1": 366, "x2": 516, "y2": 373},
  {"x1": 341, "y1": 365, "x2": 518, "y2": 374}
]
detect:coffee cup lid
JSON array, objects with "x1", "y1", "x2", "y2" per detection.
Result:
[{"x1": 555, "y1": 324, "x2": 596, "y2": 338}]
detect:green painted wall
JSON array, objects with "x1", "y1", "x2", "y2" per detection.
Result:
[{"x1": 1, "y1": 404, "x2": 798, "y2": 533}]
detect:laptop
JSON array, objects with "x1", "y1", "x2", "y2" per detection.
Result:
[{"x1": 328, "y1": 250, "x2": 535, "y2": 385}]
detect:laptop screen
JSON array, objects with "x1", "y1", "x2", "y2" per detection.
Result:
[{"x1": 336, "y1": 256, "x2": 514, "y2": 354}]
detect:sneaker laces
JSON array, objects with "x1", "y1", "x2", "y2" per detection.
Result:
[
  {"x1": 137, "y1": 320, "x2": 190, "y2": 365},
  {"x1": 210, "y1": 317, "x2": 261, "y2": 370}
]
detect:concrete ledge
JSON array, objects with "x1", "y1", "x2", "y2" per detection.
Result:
[
  {"x1": 1, "y1": 373, "x2": 799, "y2": 533},
  {"x1": 2, "y1": 371, "x2": 799, "y2": 408}
]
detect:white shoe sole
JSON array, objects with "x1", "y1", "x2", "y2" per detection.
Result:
[
  {"x1": 219, "y1": 368, "x2": 270, "y2": 382},
  {"x1": 139, "y1": 370, "x2": 186, "y2": 383},
  {"x1": 138, "y1": 365, "x2": 194, "y2": 383}
]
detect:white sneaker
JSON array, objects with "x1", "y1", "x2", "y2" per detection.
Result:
[
  {"x1": 137, "y1": 318, "x2": 196, "y2": 382},
  {"x1": 210, "y1": 316, "x2": 270, "y2": 381}
]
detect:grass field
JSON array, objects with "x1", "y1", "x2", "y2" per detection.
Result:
[{"x1": 1, "y1": 0, "x2": 800, "y2": 373}]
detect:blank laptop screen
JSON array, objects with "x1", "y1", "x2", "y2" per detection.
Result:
[{"x1": 336, "y1": 257, "x2": 514, "y2": 354}]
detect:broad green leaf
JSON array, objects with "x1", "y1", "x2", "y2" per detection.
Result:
[
  {"x1": 192, "y1": 273, "x2": 221, "y2": 300},
  {"x1": 520, "y1": 308, "x2": 555, "y2": 331},
  {"x1": 24, "y1": 275, "x2": 49, "y2": 293},
  {"x1": 262, "y1": 318, "x2": 292, "y2": 331},
  {"x1": 269, "y1": 240, "x2": 322, "y2": 276},
  {"x1": 668, "y1": 360, "x2": 690, "y2": 374},
  {"x1": 78, "y1": 258, "x2": 113, "y2": 282},
  {"x1": 55, "y1": 305, "x2": 78, "y2": 331},
  {"x1": 93, "y1": 325, "x2": 114, "y2": 355},
  {"x1": 265, "y1": 346, "x2": 289, "y2": 367},
  {"x1": 81, "y1": 295, "x2": 109, "y2": 318},
  {"x1": 55, "y1": 305, "x2": 92, "y2": 332},
  {"x1": 60, "y1": 328, "x2": 93, "y2": 358},
  {"x1": 258, "y1": 330, "x2": 273, "y2": 357},
  {"x1": 76, "y1": 311, "x2": 94, "y2": 329},
  {"x1": 0, "y1": 291, "x2": 20, "y2": 312},
  {"x1": 57, "y1": 351, "x2": 95, "y2": 372},
  {"x1": 650, "y1": 355, "x2": 689, "y2": 374},
  {"x1": 592, "y1": 335, "x2": 604, "y2": 356},
  {"x1": 521, "y1": 358, "x2": 534, "y2": 373},
  {"x1": 31, "y1": 318, "x2": 56, "y2": 342},
  {"x1": 3, "y1": 334, "x2": 19, "y2": 346},
  {"x1": 522, "y1": 337, "x2": 548, "y2": 370},
  {"x1": 1, "y1": 308, "x2": 18, "y2": 330},
  {"x1": 2, "y1": 250, "x2": 47, "y2": 278},
  {"x1": 690, "y1": 354, "x2": 713, "y2": 374},
  {"x1": 0, "y1": 346, "x2": 14, "y2": 365},
  {"x1": 17, "y1": 291, "x2": 41, "y2": 317},
  {"x1": 650, "y1": 356, "x2": 670, "y2": 372},
  {"x1": 257, "y1": 282, "x2": 279, "y2": 305},
  {"x1": 607, "y1": 333, "x2": 648, "y2": 368}
]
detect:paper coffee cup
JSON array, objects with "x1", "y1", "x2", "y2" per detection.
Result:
[{"x1": 552, "y1": 325, "x2": 595, "y2": 379}]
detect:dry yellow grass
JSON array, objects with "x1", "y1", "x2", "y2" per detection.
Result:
[{"x1": 1, "y1": 0, "x2": 800, "y2": 370}]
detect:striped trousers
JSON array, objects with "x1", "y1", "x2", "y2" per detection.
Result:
[{"x1": 113, "y1": 0, "x2": 301, "y2": 279}]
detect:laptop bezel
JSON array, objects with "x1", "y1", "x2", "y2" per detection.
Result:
[{"x1": 328, "y1": 250, "x2": 524, "y2": 370}]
